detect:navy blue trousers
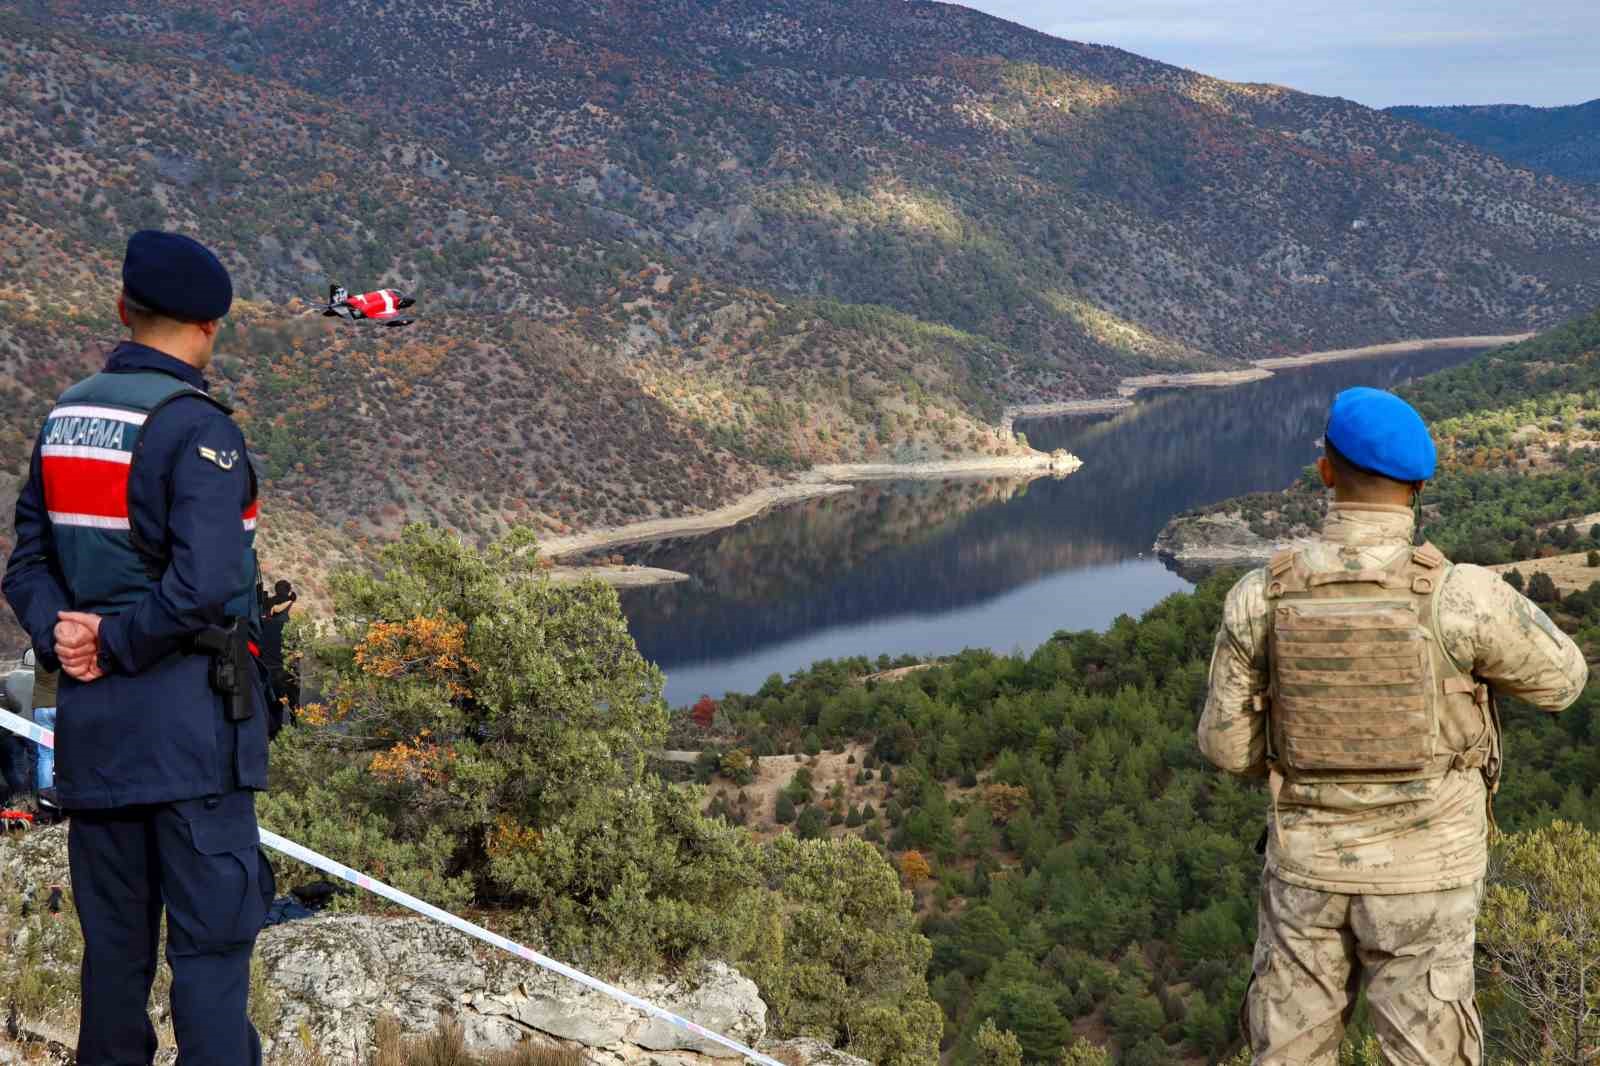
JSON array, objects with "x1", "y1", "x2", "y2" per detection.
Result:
[{"x1": 67, "y1": 791, "x2": 272, "y2": 1065}]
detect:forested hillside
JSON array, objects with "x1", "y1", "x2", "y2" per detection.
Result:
[
  {"x1": 677, "y1": 311, "x2": 1600, "y2": 1063},
  {"x1": 1162, "y1": 307, "x2": 1600, "y2": 567},
  {"x1": 3, "y1": 0, "x2": 1600, "y2": 602},
  {"x1": 1391, "y1": 99, "x2": 1600, "y2": 184},
  {"x1": 680, "y1": 570, "x2": 1600, "y2": 1063}
]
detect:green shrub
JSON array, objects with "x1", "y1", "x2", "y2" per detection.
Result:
[
  {"x1": 259, "y1": 526, "x2": 941, "y2": 1060},
  {"x1": 796, "y1": 806, "x2": 828, "y2": 839}
]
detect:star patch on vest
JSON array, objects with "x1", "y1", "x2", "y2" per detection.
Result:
[{"x1": 198, "y1": 445, "x2": 240, "y2": 470}]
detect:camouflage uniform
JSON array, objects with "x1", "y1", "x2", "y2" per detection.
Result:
[{"x1": 1199, "y1": 503, "x2": 1588, "y2": 1065}]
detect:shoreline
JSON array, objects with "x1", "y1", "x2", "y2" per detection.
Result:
[
  {"x1": 1008, "y1": 333, "x2": 1532, "y2": 423},
  {"x1": 1251, "y1": 333, "x2": 1534, "y2": 370},
  {"x1": 553, "y1": 332, "x2": 1529, "y2": 589},
  {"x1": 546, "y1": 564, "x2": 692, "y2": 588},
  {"x1": 541, "y1": 452, "x2": 1082, "y2": 582}
]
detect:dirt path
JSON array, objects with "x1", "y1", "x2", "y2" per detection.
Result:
[
  {"x1": 1251, "y1": 333, "x2": 1534, "y2": 371},
  {"x1": 693, "y1": 745, "x2": 892, "y2": 841},
  {"x1": 1009, "y1": 333, "x2": 1531, "y2": 422}
]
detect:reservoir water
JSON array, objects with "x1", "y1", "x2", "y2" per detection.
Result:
[{"x1": 620, "y1": 348, "x2": 1484, "y2": 706}]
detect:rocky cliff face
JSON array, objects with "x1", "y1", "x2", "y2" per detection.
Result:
[
  {"x1": 258, "y1": 917, "x2": 764, "y2": 1061},
  {"x1": 0, "y1": 827, "x2": 865, "y2": 1066}
]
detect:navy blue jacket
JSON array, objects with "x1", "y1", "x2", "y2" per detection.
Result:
[{"x1": 2, "y1": 342, "x2": 269, "y2": 808}]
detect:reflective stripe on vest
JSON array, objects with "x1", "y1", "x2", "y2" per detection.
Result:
[{"x1": 41, "y1": 404, "x2": 144, "y2": 531}]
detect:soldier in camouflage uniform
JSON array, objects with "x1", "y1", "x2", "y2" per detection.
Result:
[{"x1": 1198, "y1": 387, "x2": 1588, "y2": 1065}]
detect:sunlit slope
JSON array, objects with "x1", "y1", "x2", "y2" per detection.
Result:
[
  {"x1": 39, "y1": 0, "x2": 1600, "y2": 353},
  {"x1": 3, "y1": 0, "x2": 1600, "y2": 601}
]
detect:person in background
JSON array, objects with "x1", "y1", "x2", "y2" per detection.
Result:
[
  {"x1": 258, "y1": 578, "x2": 299, "y2": 738},
  {"x1": 33, "y1": 656, "x2": 59, "y2": 819},
  {"x1": 0, "y1": 651, "x2": 37, "y2": 811}
]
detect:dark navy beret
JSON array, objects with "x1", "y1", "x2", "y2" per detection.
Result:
[
  {"x1": 1325, "y1": 387, "x2": 1436, "y2": 482},
  {"x1": 122, "y1": 230, "x2": 232, "y2": 322}
]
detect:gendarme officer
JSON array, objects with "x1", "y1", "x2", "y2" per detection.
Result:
[
  {"x1": 1199, "y1": 388, "x2": 1588, "y2": 1064},
  {"x1": 3, "y1": 231, "x2": 272, "y2": 1064}
]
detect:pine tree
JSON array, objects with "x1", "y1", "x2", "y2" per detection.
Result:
[
  {"x1": 1057, "y1": 1038, "x2": 1112, "y2": 1066},
  {"x1": 796, "y1": 805, "x2": 828, "y2": 840},
  {"x1": 1529, "y1": 571, "x2": 1561, "y2": 603},
  {"x1": 973, "y1": 1019, "x2": 1023, "y2": 1066},
  {"x1": 1480, "y1": 822, "x2": 1600, "y2": 1066},
  {"x1": 775, "y1": 793, "x2": 796, "y2": 825}
]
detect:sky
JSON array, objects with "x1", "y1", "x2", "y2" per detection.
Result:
[{"x1": 961, "y1": 0, "x2": 1597, "y2": 109}]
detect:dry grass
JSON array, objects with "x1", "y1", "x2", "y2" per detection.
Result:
[
  {"x1": 369, "y1": 1017, "x2": 588, "y2": 1066},
  {"x1": 0, "y1": 845, "x2": 82, "y2": 1040},
  {"x1": 266, "y1": 1017, "x2": 589, "y2": 1066},
  {"x1": 1487, "y1": 552, "x2": 1600, "y2": 595}
]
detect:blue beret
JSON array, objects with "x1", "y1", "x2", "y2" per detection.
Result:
[
  {"x1": 122, "y1": 230, "x2": 232, "y2": 322},
  {"x1": 1325, "y1": 387, "x2": 1436, "y2": 482}
]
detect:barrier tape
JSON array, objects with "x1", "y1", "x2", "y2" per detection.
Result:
[{"x1": 0, "y1": 707, "x2": 783, "y2": 1066}]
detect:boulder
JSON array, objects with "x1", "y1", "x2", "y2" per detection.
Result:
[
  {"x1": 257, "y1": 915, "x2": 767, "y2": 1062},
  {"x1": 0, "y1": 827, "x2": 865, "y2": 1066}
]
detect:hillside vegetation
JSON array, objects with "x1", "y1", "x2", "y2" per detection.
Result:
[
  {"x1": 680, "y1": 566, "x2": 1600, "y2": 1064},
  {"x1": 1163, "y1": 307, "x2": 1600, "y2": 565},
  {"x1": 3, "y1": 0, "x2": 1600, "y2": 600},
  {"x1": 677, "y1": 308, "x2": 1600, "y2": 1063},
  {"x1": 1391, "y1": 99, "x2": 1600, "y2": 184}
]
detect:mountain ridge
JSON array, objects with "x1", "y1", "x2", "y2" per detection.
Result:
[
  {"x1": 3, "y1": 0, "x2": 1599, "y2": 603},
  {"x1": 1388, "y1": 98, "x2": 1600, "y2": 184}
]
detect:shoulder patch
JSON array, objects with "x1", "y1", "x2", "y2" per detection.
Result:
[{"x1": 198, "y1": 445, "x2": 240, "y2": 470}]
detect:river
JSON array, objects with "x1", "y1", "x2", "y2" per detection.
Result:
[{"x1": 619, "y1": 347, "x2": 1485, "y2": 706}]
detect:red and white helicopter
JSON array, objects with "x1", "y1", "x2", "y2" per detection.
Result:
[{"x1": 320, "y1": 284, "x2": 417, "y2": 327}]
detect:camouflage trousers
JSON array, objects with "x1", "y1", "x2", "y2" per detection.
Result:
[{"x1": 1246, "y1": 872, "x2": 1483, "y2": 1065}]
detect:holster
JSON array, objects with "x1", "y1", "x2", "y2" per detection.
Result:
[{"x1": 192, "y1": 620, "x2": 259, "y2": 723}]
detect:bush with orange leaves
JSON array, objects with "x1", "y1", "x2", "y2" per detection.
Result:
[
  {"x1": 898, "y1": 849, "x2": 933, "y2": 888},
  {"x1": 257, "y1": 524, "x2": 754, "y2": 971},
  {"x1": 256, "y1": 526, "x2": 941, "y2": 1064}
]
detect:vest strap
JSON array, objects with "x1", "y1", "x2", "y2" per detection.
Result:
[
  {"x1": 1412, "y1": 542, "x2": 1446, "y2": 569},
  {"x1": 126, "y1": 388, "x2": 232, "y2": 578},
  {"x1": 1266, "y1": 549, "x2": 1304, "y2": 598},
  {"x1": 1305, "y1": 568, "x2": 1409, "y2": 589}
]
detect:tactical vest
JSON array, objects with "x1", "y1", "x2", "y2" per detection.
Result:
[
  {"x1": 1263, "y1": 542, "x2": 1500, "y2": 791},
  {"x1": 40, "y1": 371, "x2": 260, "y2": 618}
]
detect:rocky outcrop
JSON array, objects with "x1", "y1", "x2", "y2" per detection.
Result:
[
  {"x1": 0, "y1": 827, "x2": 867, "y2": 1066},
  {"x1": 1154, "y1": 510, "x2": 1314, "y2": 581},
  {"x1": 258, "y1": 916, "x2": 770, "y2": 1062}
]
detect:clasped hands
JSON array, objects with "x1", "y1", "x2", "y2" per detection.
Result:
[{"x1": 54, "y1": 610, "x2": 105, "y2": 682}]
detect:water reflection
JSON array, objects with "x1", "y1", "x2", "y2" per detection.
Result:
[{"x1": 624, "y1": 348, "x2": 1483, "y2": 704}]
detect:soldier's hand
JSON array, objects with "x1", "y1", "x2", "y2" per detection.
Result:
[{"x1": 55, "y1": 611, "x2": 104, "y2": 682}]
